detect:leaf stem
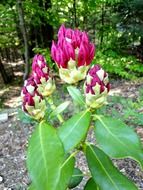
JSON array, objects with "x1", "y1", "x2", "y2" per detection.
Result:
[
  {"x1": 47, "y1": 97, "x2": 64, "y2": 123},
  {"x1": 61, "y1": 150, "x2": 79, "y2": 169}
]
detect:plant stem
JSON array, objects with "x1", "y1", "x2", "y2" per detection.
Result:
[
  {"x1": 47, "y1": 97, "x2": 64, "y2": 123},
  {"x1": 61, "y1": 150, "x2": 79, "y2": 169}
]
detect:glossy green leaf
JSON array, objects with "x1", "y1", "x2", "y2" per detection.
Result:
[
  {"x1": 67, "y1": 86, "x2": 85, "y2": 106},
  {"x1": 94, "y1": 116, "x2": 143, "y2": 168},
  {"x1": 58, "y1": 110, "x2": 91, "y2": 153},
  {"x1": 27, "y1": 121, "x2": 65, "y2": 190},
  {"x1": 49, "y1": 101, "x2": 70, "y2": 118},
  {"x1": 68, "y1": 168, "x2": 83, "y2": 189},
  {"x1": 58, "y1": 155, "x2": 75, "y2": 190},
  {"x1": 86, "y1": 145, "x2": 138, "y2": 190},
  {"x1": 84, "y1": 178, "x2": 100, "y2": 190}
]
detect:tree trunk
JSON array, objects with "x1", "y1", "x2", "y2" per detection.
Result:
[
  {"x1": 41, "y1": 0, "x2": 54, "y2": 48},
  {"x1": 29, "y1": 0, "x2": 54, "y2": 55},
  {"x1": 73, "y1": 0, "x2": 77, "y2": 28},
  {"x1": 100, "y1": 3, "x2": 106, "y2": 48},
  {"x1": 17, "y1": 0, "x2": 30, "y2": 81},
  {"x1": 0, "y1": 59, "x2": 11, "y2": 84}
]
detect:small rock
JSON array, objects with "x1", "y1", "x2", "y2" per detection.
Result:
[
  {"x1": 0, "y1": 113, "x2": 8, "y2": 123},
  {"x1": 120, "y1": 168, "x2": 125, "y2": 173},
  {"x1": 0, "y1": 175, "x2": 4, "y2": 183}
]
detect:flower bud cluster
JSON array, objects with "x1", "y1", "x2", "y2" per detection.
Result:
[
  {"x1": 21, "y1": 76, "x2": 46, "y2": 120},
  {"x1": 32, "y1": 54, "x2": 56, "y2": 97},
  {"x1": 84, "y1": 65, "x2": 110, "y2": 109},
  {"x1": 21, "y1": 55, "x2": 55, "y2": 120},
  {"x1": 51, "y1": 25, "x2": 95, "y2": 84}
]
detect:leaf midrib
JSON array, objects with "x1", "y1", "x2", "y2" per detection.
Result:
[
  {"x1": 96, "y1": 116, "x2": 140, "y2": 159},
  {"x1": 72, "y1": 90, "x2": 85, "y2": 105},
  {"x1": 61, "y1": 110, "x2": 88, "y2": 142},
  {"x1": 68, "y1": 87, "x2": 85, "y2": 105},
  {"x1": 89, "y1": 145, "x2": 119, "y2": 190},
  {"x1": 39, "y1": 123, "x2": 49, "y2": 185}
]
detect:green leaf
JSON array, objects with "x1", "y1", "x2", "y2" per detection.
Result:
[
  {"x1": 68, "y1": 168, "x2": 83, "y2": 189},
  {"x1": 94, "y1": 116, "x2": 143, "y2": 168},
  {"x1": 49, "y1": 101, "x2": 70, "y2": 118},
  {"x1": 58, "y1": 110, "x2": 91, "y2": 153},
  {"x1": 58, "y1": 155, "x2": 75, "y2": 190},
  {"x1": 84, "y1": 178, "x2": 100, "y2": 190},
  {"x1": 18, "y1": 109, "x2": 36, "y2": 124},
  {"x1": 28, "y1": 184, "x2": 36, "y2": 190},
  {"x1": 86, "y1": 145, "x2": 138, "y2": 190},
  {"x1": 67, "y1": 86, "x2": 85, "y2": 106},
  {"x1": 27, "y1": 121, "x2": 65, "y2": 190}
]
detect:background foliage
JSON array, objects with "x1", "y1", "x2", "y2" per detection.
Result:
[{"x1": 0, "y1": 0, "x2": 143, "y2": 79}]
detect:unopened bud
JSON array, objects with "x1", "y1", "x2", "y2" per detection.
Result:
[
  {"x1": 22, "y1": 91, "x2": 46, "y2": 120},
  {"x1": 84, "y1": 65, "x2": 110, "y2": 109},
  {"x1": 51, "y1": 25, "x2": 95, "y2": 84},
  {"x1": 32, "y1": 54, "x2": 56, "y2": 96}
]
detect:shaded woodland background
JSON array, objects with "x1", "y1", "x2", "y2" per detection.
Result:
[{"x1": 0, "y1": 0, "x2": 143, "y2": 83}]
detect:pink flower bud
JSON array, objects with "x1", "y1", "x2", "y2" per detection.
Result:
[
  {"x1": 63, "y1": 40, "x2": 75, "y2": 61},
  {"x1": 32, "y1": 54, "x2": 56, "y2": 96},
  {"x1": 84, "y1": 65, "x2": 110, "y2": 108},
  {"x1": 58, "y1": 24, "x2": 66, "y2": 39},
  {"x1": 32, "y1": 54, "x2": 47, "y2": 71},
  {"x1": 22, "y1": 90, "x2": 46, "y2": 120},
  {"x1": 82, "y1": 32, "x2": 89, "y2": 44},
  {"x1": 78, "y1": 42, "x2": 87, "y2": 67},
  {"x1": 21, "y1": 76, "x2": 37, "y2": 97},
  {"x1": 65, "y1": 28, "x2": 73, "y2": 39},
  {"x1": 74, "y1": 29, "x2": 82, "y2": 47},
  {"x1": 21, "y1": 75, "x2": 46, "y2": 120},
  {"x1": 86, "y1": 43, "x2": 95, "y2": 65},
  {"x1": 23, "y1": 93, "x2": 35, "y2": 111},
  {"x1": 33, "y1": 67, "x2": 49, "y2": 84},
  {"x1": 51, "y1": 41, "x2": 58, "y2": 62},
  {"x1": 56, "y1": 47, "x2": 67, "y2": 68},
  {"x1": 51, "y1": 25, "x2": 95, "y2": 84}
]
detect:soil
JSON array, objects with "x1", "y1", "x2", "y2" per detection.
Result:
[{"x1": 0, "y1": 76, "x2": 143, "y2": 190}]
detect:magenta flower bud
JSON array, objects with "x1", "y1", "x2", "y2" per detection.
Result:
[
  {"x1": 58, "y1": 24, "x2": 66, "y2": 39},
  {"x1": 32, "y1": 54, "x2": 56, "y2": 97},
  {"x1": 51, "y1": 25, "x2": 95, "y2": 84},
  {"x1": 63, "y1": 40, "x2": 75, "y2": 61},
  {"x1": 55, "y1": 48, "x2": 67, "y2": 68},
  {"x1": 21, "y1": 76, "x2": 46, "y2": 120},
  {"x1": 22, "y1": 90, "x2": 46, "y2": 120},
  {"x1": 21, "y1": 76, "x2": 37, "y2": 98},
  {"x1": 65, "y1": 28, "x2": 73, "y2": 39},
  {"x1": 78, "y1": 42, "x2": 87, "y2": 67},
  {"x1": 84, "y1": 65, "x2": 110, "y2": 109},
  {"x1": 74, "y1": 29, "x2": 82, "y2": 47},
  {"x1": 51, "y1": 41, "x2": 58, "y2": 63},
  {"x1": 82, "y1": 32, "x2": 89, "y2": 44},
  {"x1": 32, "y1": 54, "x2": 47, "y2": 71},
  {"x1": 23, "y1": 93, "x2": 35, "y2": 111}
]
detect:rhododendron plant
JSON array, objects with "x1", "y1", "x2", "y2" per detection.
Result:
[{"x1": 22, "y1": 25, "x2": 143, "y2": 190}]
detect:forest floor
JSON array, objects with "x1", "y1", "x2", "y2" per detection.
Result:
[{"x1": 0, "y1": 66, "x2": 143, "y2": 189}]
